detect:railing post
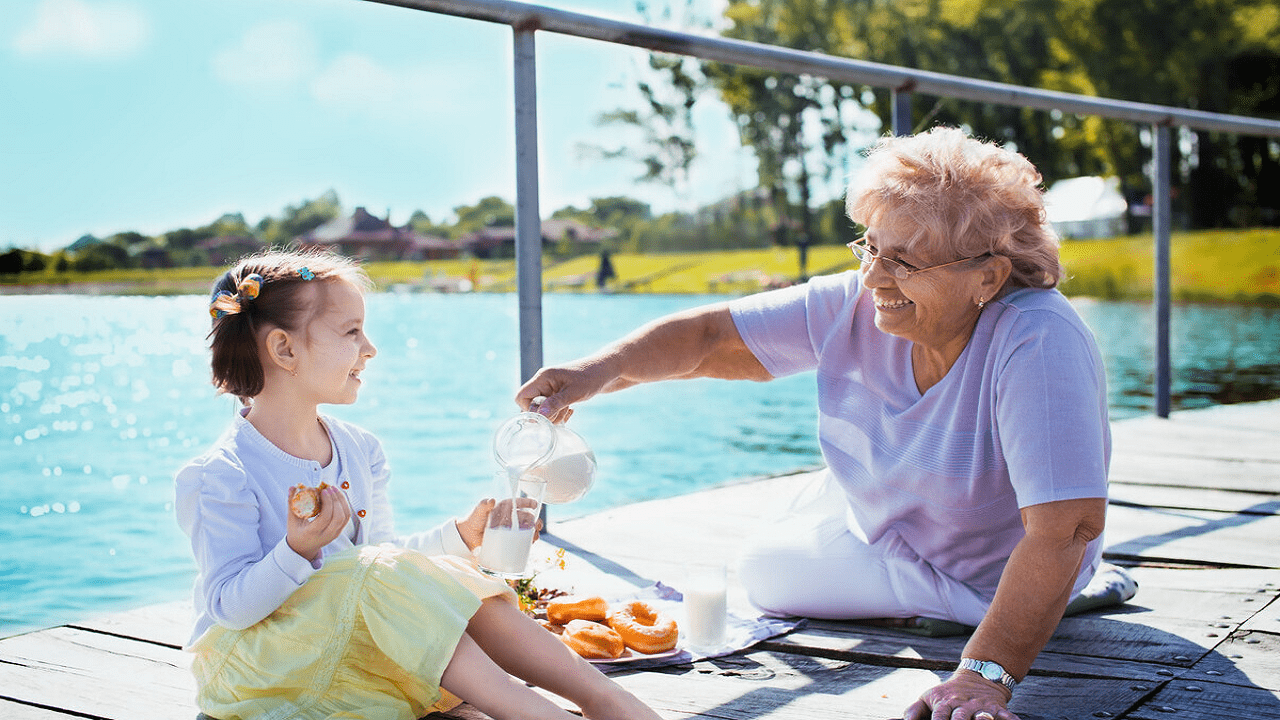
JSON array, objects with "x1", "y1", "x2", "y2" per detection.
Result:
[
  {"x1": 892, "y1": 86, "x2": 912, "y2": 136},
  {"x1": 1152, "y1": 123, "x2": 1172, "y2": 418},
  {"x1": 513, "y1": 25, "x2": 544, "y2": 384}
]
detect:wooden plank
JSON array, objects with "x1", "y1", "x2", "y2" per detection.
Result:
[
  {"x1": 1109, "y1": 482, "x2": 1280, "y2": 515},
  {"x1": 608, "y1": 651, "x2": 1156, "y2": 720},
  {"x1": 1121, "y1": 566, "x2": 1280, "y2": 595},
  {"x1": 1128, "y1": 680, "x2": 1280, "y2": 720},
  {"x1": 1241, "y1": 594, "x2": 1280, "y2": 633},
  {"x1": 0, "y1": 698, "x2": 78, "y2": 719},
  {"x1": 1110, "y1": 430, "x2": 1280, "y2": 464},
  {"x1": 1103, "y1": 504, "x2": 1280, "y2": 568},
  {"x1": 1104, "y1": 584, "x2": 1265, "y2": 625},
  {"x1": 70, "y1": 600, "x2": 192, "y2": 649},
  {"x1": 1186, "y1": 629, "x2": 1280, "y2": 691},
  {"x1": 1109, "y1": 453, "x2": 1280, "y2": 494},
  {"x1": 0, "y1": 627, "x2": 195, "y2": 720},
  {"x1": 1111, "y1": 403, "x2": 1280, "y2": 465},
  {"x1": 763, "y1": 619, "x2": 1204, "y2": 677}
]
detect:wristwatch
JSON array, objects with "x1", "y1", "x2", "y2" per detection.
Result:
[{"x1": 958, "y1": 658, "x2": 1018, "y2": 692}]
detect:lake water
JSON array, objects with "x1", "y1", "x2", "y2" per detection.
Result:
[{"x1": 2, "y1": 291, "x2": 1278, "y2": 637}]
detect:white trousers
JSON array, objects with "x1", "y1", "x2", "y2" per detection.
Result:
[{"x1": 735, "y1": 473, "x2": 992, "y2": 627}]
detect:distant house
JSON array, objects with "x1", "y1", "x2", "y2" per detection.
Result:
[
  {"x1": 198, "y1": 235, "x2": 265, "y2": 266},
  {"x1": 1044, "y1": 176, "x2": 1129, "y2": 239},
  {"x1": 297, "y1": 207, "x2": 460, "y2": 261},
  {"x1": 138, "y1": 246, "x2": 172, "y2": 269},
  {"x1": 460, "y1": 218, "x2": 616, "y2": 259}
]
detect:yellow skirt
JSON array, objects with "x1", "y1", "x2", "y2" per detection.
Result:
[{"x1": 190, "y1": 544, "x2": 515, "y2": 720}]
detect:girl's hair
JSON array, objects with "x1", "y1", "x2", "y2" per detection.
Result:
[
  {"x1": 207, "y1": 249, "x2": 371, "y2": 403},
  {"x1": 845, "y1": 126, "x2": 1065, "y2": 289}
]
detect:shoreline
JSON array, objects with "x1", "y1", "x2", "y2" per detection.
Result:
[{"x1": 4, "y1": 283, "x2": 1279, "y2": 306}]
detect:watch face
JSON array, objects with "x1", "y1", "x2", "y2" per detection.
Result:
[{"x1": 982, "y1": 665, "x2": 1003, "y2": 681}]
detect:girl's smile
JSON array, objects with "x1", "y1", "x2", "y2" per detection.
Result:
[{"x1": 293, "y1": 280, "x2": 377, "y2": 406}]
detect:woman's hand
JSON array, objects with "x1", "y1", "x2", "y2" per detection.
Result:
[
  {"x1": 286, "y1": 485, "x2": 351, "y2": 563},
  {"x1": 903, "y1": 671, "x2": 1018, "y2": 720},
  {"x1": 516, "y1": 362, "x2": 615, "y2": 423}
]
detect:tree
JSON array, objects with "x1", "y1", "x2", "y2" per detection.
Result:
[
  {"x1": 1051, "y1": 0, "x2": 1280, "y2": 227},
  {"x1": 588, "y1": 53, "x2": 703, "y2": 199},
  {"x1": 585, "y1": 196, "x2": 652, "y2": 226},
  {"x1": 450, "y1": 196, "x2": 516, "y2": 238},
  {"x1": 257, "y1": 190, "x2": 343, "y2": 245},
  {"x1": 70, "y1": 241, "x2": 130, "y2": 271},
  {"x1": 0, "y1": 249, "x2": 25, "y2": 275},
  {"x1": 407, "y1": 210, "x2": 450, "y2": 238},
  {"x1": 654, "y1": 0, "x2": 1279, "y2": 234}
]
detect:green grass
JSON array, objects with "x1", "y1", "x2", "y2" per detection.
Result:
[
  {"x1": 1057, "y1": 228, "x2": 1280, "y2": 305},
  {"x1": 6, "y1": 228, "x2": 1279, "y2": 304}
]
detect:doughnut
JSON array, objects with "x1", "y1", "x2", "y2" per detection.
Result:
[
  {"x1": 607, "y1": 600, "x2": 679, "y2": 654},
  {"x1": 289, "y1": 482, "x2": 330, "y2": 519},
  {"x1": 559, "y1": 619, "x2": 625, "y2": 660},
  {"x1": 546, "y1": 595, "x2": 609, "y2": 625}
]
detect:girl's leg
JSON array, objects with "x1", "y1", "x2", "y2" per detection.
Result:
[
  {"x1": 464, "y1": 597, "x2": 663, "y2": 720},
  {"x1": 439, "y1": 631, "x2": 579, "y2": 720}
]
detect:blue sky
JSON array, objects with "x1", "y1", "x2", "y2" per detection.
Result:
[{"x1": 2, "y1": 0, "x2": 770, "y2": 252}]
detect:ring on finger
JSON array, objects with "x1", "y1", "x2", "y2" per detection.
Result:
[{"x1": 975, "y1": 712, "x2": 995, "y2": 720}]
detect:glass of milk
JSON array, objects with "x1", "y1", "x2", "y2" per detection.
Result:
[
  {"x1": 476, "y1": 472, "x2": 546, "y2": 578},
  {"x1": 683, "y1": 564, "x2": 728, "y2": 651}
]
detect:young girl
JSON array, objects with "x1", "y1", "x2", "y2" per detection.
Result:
[{"x1": 175, "y1": 250, "x2": 662, "y2": 720}]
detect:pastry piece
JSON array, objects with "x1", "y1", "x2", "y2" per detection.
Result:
[
  {"x1": 607, "y1": 600, "x2": 679, "y2": 654},
  {"x1": 289, "y1": 482, "x2": 330, "y2": 519},
  {"x1": 560, "y1": 619, "x2": 625, "y2": 660}
]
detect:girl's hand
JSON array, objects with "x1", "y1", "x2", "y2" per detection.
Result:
[
  {"x1": 286, "y1": 486, "x2": 352, "y2": 563},
  {"x1": 456, "y1": 498, "x2": 494, "y2": 551},
  {"x1": 456, "y1": 497, "x2": 543, "y2": 552}
]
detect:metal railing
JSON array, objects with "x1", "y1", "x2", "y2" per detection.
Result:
[{"x1": 366, "y1": 0, "x2": 1280, "y2": 417}]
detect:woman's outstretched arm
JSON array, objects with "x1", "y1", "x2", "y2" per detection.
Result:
[{"x1": 516, "y1": 302, "x2": 770, "y2": 422}]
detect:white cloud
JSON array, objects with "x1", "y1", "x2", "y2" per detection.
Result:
[
  {"x1": 212, "y1": 25, "x2": 454, "y2": 119},
  {"x1": 309, "y1": 53, "x2": 456, "y2": 118},
  {"x1": 211, "y1": 20, "x2": 318, "y2": 90},
  {"x1": 310, "y1": 53, "x2": 398, "y2": 106},
  {"x1": 13, "y1": 0, "x2": 149, "y2": 60}
]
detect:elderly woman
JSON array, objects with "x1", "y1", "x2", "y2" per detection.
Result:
[{"x1": 517, "y1": 127, "x2": 1112, "y2": 720}]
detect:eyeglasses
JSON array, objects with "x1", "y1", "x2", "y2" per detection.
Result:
[{"x1": 847, "y1": 241, "x2": 990, "y2": 281}]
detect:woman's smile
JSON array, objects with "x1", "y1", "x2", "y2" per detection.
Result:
[{"x1": 874, "y1": 295, "x2": 914, "y2": 310}]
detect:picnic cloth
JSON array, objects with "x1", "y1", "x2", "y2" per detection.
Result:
[{"x1": 595, "y1": 582, "x2": 802, "y2": 672}]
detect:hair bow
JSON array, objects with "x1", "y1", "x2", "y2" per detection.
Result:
[{"x1": 209, "y1": 273, "x2": 264, "y2": 319}]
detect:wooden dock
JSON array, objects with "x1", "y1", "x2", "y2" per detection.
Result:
[{"x1": 2, "y1": 399, "x2": 1278, "y2": 720}]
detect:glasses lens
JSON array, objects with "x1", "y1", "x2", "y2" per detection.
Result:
[{"x1": 884, "y1": 257, "x2": 911, "y2": 280}]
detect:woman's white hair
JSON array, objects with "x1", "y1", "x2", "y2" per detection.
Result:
[{"x1": 845, "y1": 126, "x2": 1065, "y2": 289}]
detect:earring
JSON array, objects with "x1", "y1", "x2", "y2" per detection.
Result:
[
  {"x1": 290, "y1": 369, "x2": 298, "y2": 377},
  {"x1": 976, "y1": 297, "x2": 986, "y2": 308}
]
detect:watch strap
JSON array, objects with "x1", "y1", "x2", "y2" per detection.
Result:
[{"x1": 958, "y1": 657, "x2": 1017, "y2": 692}]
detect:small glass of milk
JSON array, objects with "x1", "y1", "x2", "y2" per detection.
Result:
[
  {"x1": 476, "y1": 472, "x2": 546, "y2": 578},
  {"x1": 683, "y1": 564, "x2": 728, "y2": 651}
]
